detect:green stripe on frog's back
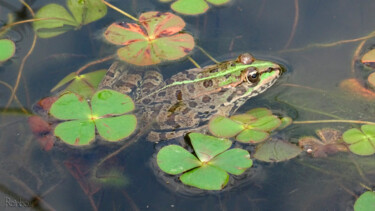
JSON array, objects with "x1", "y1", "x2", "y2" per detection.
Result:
[{"x1": 137, "y1": 59, "x2": 278, "y2": 102}]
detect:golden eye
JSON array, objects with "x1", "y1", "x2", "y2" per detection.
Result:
[
  {"x1": 237, "y1": 53, "x2": 254, "y2": 65},
  {"x1": 246, "y1": 69, "x2": 259, "y2": 83}
]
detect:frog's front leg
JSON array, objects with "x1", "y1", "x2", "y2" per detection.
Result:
[{"x1": 99, "y1": 62, "x2": 142, "y2": 96}]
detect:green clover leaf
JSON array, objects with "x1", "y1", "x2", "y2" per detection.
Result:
[
  {"x1": 209, "y1": 108, "x2": 281, "y2": 143},
  {"x1": 50, "y1": 90, "x2": 136, "y2": 146},
  {"x1": 157, "y1": 133, "x2": 252, "y2": 190}
]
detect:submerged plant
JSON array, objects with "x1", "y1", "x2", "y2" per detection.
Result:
[
  {"x1": 104, "y1": 11, "x2": 195, "y2": 66},
  {"x1": 50, "y1": 90, "x2": 136, "y2": 146},
  {"x1": 209, "y1": 108, "x2": 282, "y2": 143},
  {"x1": 157, "y1": 133, "x2": 252, "y2": 190}
]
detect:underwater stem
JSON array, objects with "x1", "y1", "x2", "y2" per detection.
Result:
[
  {"x1": 101, "y1": 0, "x2": 138, "y2": 22},
  {"x1": 293, "y1": 119, "x2": 375, "y2": 125}
]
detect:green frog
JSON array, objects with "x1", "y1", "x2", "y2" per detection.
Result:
[{"x1": 98, "y1": 53, "x2": 283, "y2": 141}]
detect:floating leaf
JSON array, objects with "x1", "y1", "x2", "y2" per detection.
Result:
[
  {"x1": 278, "y1": 117, "x2": 293, "y2": 130},
  {"x1": 246, "y1": 107, "x2": 272, "y2": 118},
  {"x1": 361, "y1": 49, "x2": 375, "y2": 64},
  {"x1": 180, "y1": 165, "x2": 229, "y2": 190},
  {"x1": 368, "y1": 72, "x2": 375, "y2": 89},
  {"x1": 104, "y1": 11, "x2": 194, "y2": 66},
  {"x1": 190, "y1": 133, "x2": 232, "y2": 162},
  {"x1": 0, "y1": 39, "x2": 15, "y2": 62},
  {"x1": 210, "y1": 149, "x2": 252, "y2": 175},
  {"x1": 208, "y1": 116, "x2": 244, "y2": 138},
  {"x1": 49, "y1": 90, "x2": 136, "y2": 146},
  {"x1": 95, "y1": 115, "x2": 136, "y2": 142},
  {"x1": 298, "y1": 128, "x2": 348, "y2": 157},
  {"x1": 157, "y1": 145, "x2": 201, "y2": 174},
  {"x1": 156, "y1": 133, "x2": 252, "y2": 190},
  {"x1": 343, "y1": 125, "x2": 375, "y2": 156},
  {"x1": 54, "y1": 119, "x2": 95, "y2": 146},
  {"x1": 354, "y1": 191, "x2": 375, "y2": 211},
  {"x1": 254, "y1": 138, "x2": 302, "y2": 162},
  {"x1": 51, "y1": 70, "x2": 106, "y2": 98},
  {"x1": 50, "y1": 92, "x2": 91, "y2": 120},
  {"x1": 33, "y1": 0, "x2": 107, "y2": 38},
  {"x1": 171, "y1": 0, "x2": 209, "y2": 15},
  {"x1": 236, "y1": 129, "x2": 269, "y2": 143},
  {"x1": 170, "y1": 0, "x2": 231, "y2": 15},
  {"x1": 209, "y1": 108, "x2": 282, "y2": 143}
]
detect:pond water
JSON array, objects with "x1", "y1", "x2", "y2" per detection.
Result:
[{"x1": 1, "y1": 0, "x2": 375, "y2": 210}]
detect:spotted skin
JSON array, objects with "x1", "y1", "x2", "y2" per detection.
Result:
[{"x1": 99, "y1": 54, "x2": 282, "y2": 141}]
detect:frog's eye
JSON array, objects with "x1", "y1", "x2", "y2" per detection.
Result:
[
  {"x1": 237, "y1": 53, "x2": 254, "y2": 65},
  {"x1": 246, "y1": 68, "x2": 259, "y2": 83}
]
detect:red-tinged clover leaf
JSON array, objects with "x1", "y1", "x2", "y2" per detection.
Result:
[
  {"x1": 33, "y1": 0, "x2": 107, "y2": 38},
  {"x1": 139, "y1": 11, "x2": 186, "y2": 37},
  {"x1": 50, "y1": 92, "x2": 91, "y2": 120},
  {"x1": 0, "y1": 39, "x2": 16, "y2": 62},
  {"x1": 51, "y1": 70, "x2": 106, "y2": 98},
  {"x1": 91, "y1": 89, "x2": 134, "y2": 117},
  {"x1": 180, "y1": 165, "x2": 229, "y2": 190},
  {"x1": 210, "y1": 149, "x2": 252, "y2": 175},
  {"x1": 157, "y1": 145, "x2": 201, "y2": 174},
  {"x1": 54, "y1": 120, "x2": 95, "y2": 146},
  {"x1": 50, "y1": 90, "x2": 136, "y2": 146},
  {"x1": 354, "y1": 191, "x2": 375, "y2": 211},
  {"x1": 343, "y1": 125, "x2": 375, "y2": 156},
  {"x1": 95, "y1": 115, "x2": 136, "y2": 142},
  {"x1": 189, "y1": 133, "x2": 231, "y2": 162},
  {"x1": 209, "y1": 116, "x2": 244, "y2": 138},
  {"x1": 254, "y1": 138, "x2": 302, "y2": 162},
  {"x1": 104, "y1": 12, "x2": 195, "y2": 66},
  {"x1": 156, "y1": 133, "x2": 253, "y2": 190}
]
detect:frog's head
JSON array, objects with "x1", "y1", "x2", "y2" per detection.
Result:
[
  {"x1": 238, "y1": 53, "x2": 283, "y2": 98},
  {"x1": 225, "y1": 53, "x2": 283, "y2": 109}
]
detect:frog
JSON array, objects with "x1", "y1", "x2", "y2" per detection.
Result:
[{"x1": 98, "y1": 53, "x2": 283, "y2": 142}]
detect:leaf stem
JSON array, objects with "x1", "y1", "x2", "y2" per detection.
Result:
[
  {"x1": 4, "y1": 0, "x2": 36, "y2": 111},
  {"x1": 280, "y1": 28, "x2": 375, "y2": 53},
  {"x1": 197, "y1": 46, "x2": 219, "y2": 64},
  {"x1": 75, "y1": 54, "x2": 115, "y2": 75},
  {"x1": 293, "y1": 119, "x2": 375, "y2": 125},
  {"x1": 101, "y1": 0, "x2": 138, "y2": 22},
  {"x1": 187, "y1": 56, "x2": 201, "y2": 68}
]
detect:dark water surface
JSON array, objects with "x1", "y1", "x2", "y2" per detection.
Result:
[{"x1": 1, "y1": 0, "x2": 375, "y2": 210}]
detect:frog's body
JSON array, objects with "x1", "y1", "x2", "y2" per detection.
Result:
[{"x1": 99, "y1": 53, "x2": 282, "y2": 141}]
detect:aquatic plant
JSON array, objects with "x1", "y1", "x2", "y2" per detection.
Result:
[
  {"x1": 33, "y1": 0, "x2": 107, "y2": 38},
  {"x1": 157, "y1": 133, "x2": 252, "y2": 190},
  {"x1": 50, "y1": 90, "x2": 136, "y2": 146},
  {"x1": 209, "y1": 108, "x2": 282, "y2": 143},
  {"x1": 104, "y1": 11, "x2": 195, "y2": 66}
]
